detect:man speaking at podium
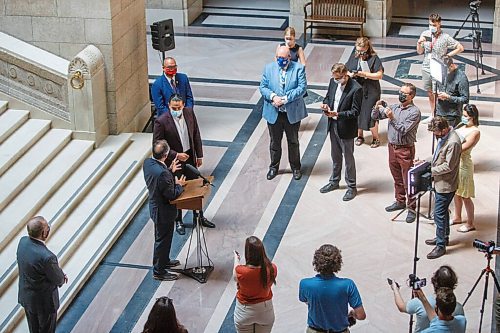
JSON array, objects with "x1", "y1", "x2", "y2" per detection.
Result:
[
  {"x1": 143, "y1": 140, "x2": 186, "y2": 281},
  {"x1": 153, "y1": 94, "x2": 216, "y2": 235}
]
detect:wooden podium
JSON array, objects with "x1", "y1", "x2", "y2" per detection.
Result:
[{"x1": 170, "y1": 176, "x2": 214, "y2": 283}]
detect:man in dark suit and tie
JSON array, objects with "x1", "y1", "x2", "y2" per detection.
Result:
[
  {"x1": 153, "y1": 94, "x2": 215, "y2": 235},
  {"x1": 259, "y1": 45, "x2": 307, "y2": 181},
  {"x1": 320, "y1": 63, "x2": 362, "y2": 201},
  {"x1": 143, "y1": 140, "x2": 187, "y2": 281},
  {"x1": 151, "y1": 56, "x2": 194, "y2": 117},
  {"x1": 17, "y1": 216, "x2": 67, "y2": 333}
]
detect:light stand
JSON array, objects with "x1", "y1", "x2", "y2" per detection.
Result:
[
  {"x1": 454, "y1": 1, "x2": 485, "y2": 93},
  {"x1": 462, "y1": 244, "x2": 500, "y2": 333}
]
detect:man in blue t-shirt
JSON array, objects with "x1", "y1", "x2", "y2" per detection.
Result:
[
  {"x1": 416, "y1": 288, "x2": 466, "y2": 333},
  {"x1": 299, "y1": 244, "x2": 366, "y2": 333}
]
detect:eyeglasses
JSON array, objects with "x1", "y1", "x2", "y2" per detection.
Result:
[{"x1": 163, "y1": 65, "x2": 177, "y2": 69}]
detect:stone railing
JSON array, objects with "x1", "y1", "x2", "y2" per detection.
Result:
[{"x1": 0, "y1": 33, "x2": 108, "y2": 145}]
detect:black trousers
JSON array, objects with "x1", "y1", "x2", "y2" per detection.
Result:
[
  {"x1": 25, "y1": 310, "x2": 56, "y2": 333},
  {"x1": 267, "y1": 112, "x2": 301, "y2": 171},
  {"x1": 153, "y1": 214, "x2": 175, "y2": 275}
]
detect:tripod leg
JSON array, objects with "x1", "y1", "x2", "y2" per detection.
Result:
[
  {"x1": 463, "y1": 268, "x2": 487, "y2": 306},
  {"x1": 490, "y1": 270, "x2": 500, "y2": 294},
  {"x1": 478, "y1": 270, "x2": 493, "y2": 333}
]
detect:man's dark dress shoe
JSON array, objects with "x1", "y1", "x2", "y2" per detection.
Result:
[
  {"x1": 385, "y1": 202, "x2": 406, "y2": 212},
  {"x1": 406, "y1": 211, "x2": 416, "y2": 223},
  {"x1": 200, "y1": 217, "x2": 215, "y2": 228},
  {"x1": 175, "y1": 221, "x2": 185, "y2": 235},
  {"x1": 342, "y1": 188, "x2": 357, "y2": 201},
  {"x1": 425, "y1": 238, "x2": 449, "y2": 246},
  {"x1": 319, "y1": 183, "x2": 340, "y2": 193},
  {"x1": 165, "y1": 260, "x2": 180, "y2": 268},
  {"x1": 153, "y1": 272, "x2": 178, "y2": 281},
  {"x1": 266, "y1": 168, "x2": 278, "y2": 180},
  {"x1": 293, "y1": 170, "x2": 302, "y2": 180},
  {"x1": 427, "y1": 246, "x2": 446, "y2": 259}
]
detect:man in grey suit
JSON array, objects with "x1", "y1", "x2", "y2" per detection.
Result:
[
  {"x1": 17, "y1": 216, "x2": 67, "y2": 333},
  {"x1": 320, "y1": 63, "x2": 362, "y2": 201},
  {"x1": 422, "y1": 116, "x2": 462, "y2": 259},
  {"x1": 259, "y1": 45, "x2": 307, "y2": 181}
]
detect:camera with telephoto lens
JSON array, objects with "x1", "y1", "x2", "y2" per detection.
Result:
[
  {"x1": 473, "y1": 239, "x2": 500, "y2": 254},
  {"x1": 409, "y1": 274, "x2": 426, "y2": 290},
  {"x1": 377, "y1": 101, "x2": 387, "y2": 113}
]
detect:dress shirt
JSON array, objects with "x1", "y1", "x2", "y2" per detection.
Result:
[
  {"x1": 172, "y1": 114, "x2": 191, "y2": 152},
  {"x1": 436, "y1": 69, "x2": 469, "y2": 118},
  {"x1": 372, "y1": 103, "x2": 421, "y2": 145}
]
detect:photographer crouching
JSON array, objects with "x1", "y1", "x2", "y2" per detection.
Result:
[{"x1": 389, "y1": 265, "x2": 464, "y2": 332}]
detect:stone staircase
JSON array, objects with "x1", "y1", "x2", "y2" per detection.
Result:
[{"x1": 0, "y1": 100, "x2": 151, "y2": 332}]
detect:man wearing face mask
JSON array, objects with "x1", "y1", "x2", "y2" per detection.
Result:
[
  {"x1": 17, "y1": 216, "x2": 68, "y2": 333},
  {"x1": 151, "y1": 57, "x2": 194, "y2": 117},
  {"x1": 417, "y1": 116, "x2": 461, "y2": 259},
  {"x1": 417, "y1": 14, "x2": 464, "y2": 115},
  {"x1": 320, "y1": 63, "x2": 362, "y2": 201},
  {"x1": 153, "y1": 94, "x2": 216, "y2": 234},
  {"x1": 372, "y1": 83, "x2": 421, "y2": 223},
  {"x1": 435, "y1": 56, "x2": 469, "y2": 127},
  {"x1": 260, "y1": 45, "x2": 307, "y2": 181}
]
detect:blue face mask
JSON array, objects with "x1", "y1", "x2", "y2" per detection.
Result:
[
  {"x1": 277, "y1": 57, "x2": 289, "y2": 69},
  {"x1": 461, "y1": 116, "x2": 470, "y2": 125},
  {"x1": 429, "y1": 25, "x2": 437, "y2": 34},
  {"x1": 170, "y1": 109, "x2": 182, "y2": 118}
]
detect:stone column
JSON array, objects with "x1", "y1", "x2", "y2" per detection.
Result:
[
  {"x1": 288, "y1": 0, "x2": 391, "y2": 37},
  {"x1": 146, "y1": 0, "x2": 203, "y2": 26},
  {"x1": 494, "y1": 0, "x2": 500, "y2": 44},
  {"x1": 0, "y1": 0, "x2": 151, "y2": 134}
]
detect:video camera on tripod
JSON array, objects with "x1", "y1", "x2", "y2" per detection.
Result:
[
  {"x1": 408, "y1": 162, "x2": 432, "y2": 197},
  {"x1": 469, "y1": 0, "x2": 481, "y2": 11},
  {"x1": 473, "y1": 239, "x2": 500, "y2": 255}
]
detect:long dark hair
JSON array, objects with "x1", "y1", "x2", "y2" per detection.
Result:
[
  {"x1": 244, "y1": 236, "x2": 276, "y2": 288},
  {"x1": 464, "y1": 104, "x2": 480, "y2": 126},
  {"x1": 142, "y1": 297, "x2": 185, "y2": 333}
]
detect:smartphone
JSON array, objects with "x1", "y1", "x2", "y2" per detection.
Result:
[
  {"x1": 234, "y1": 250, "x2": 239, "y2": 256},
  {"x1": 387, "y1": 278, "x2": 393, "y2": 286},
  {"x1": 425, "y1": 36, "x2": 432, "y2": 42}
]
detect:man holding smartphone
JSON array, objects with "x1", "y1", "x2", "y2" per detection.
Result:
[
  {"x1": 417, "y1": 13, "x2": 464, "y2": 117},
  {"x1": 372, "y1": 83, "x2": 421, "y2": 223}
]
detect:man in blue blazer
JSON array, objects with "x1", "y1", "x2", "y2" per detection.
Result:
[
  {"x1": 151, "y1": 57, "x2": 194, "y2": 117},
  {"x1": 259, "y1": 46, "x2": 307, "y2": 181},
  {"x1": 17, "y1": 216, "x2": 67, "y2": 333}
]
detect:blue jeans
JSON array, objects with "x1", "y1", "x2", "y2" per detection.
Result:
[{"x1": 434, "y1": 191, "x2": 455, "y2": 247}]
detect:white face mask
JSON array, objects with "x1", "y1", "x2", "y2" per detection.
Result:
[
  {"x1": 429, "y1": 25, "x2": 437, "y2": 34},
  {"x1": 334, "y1": 78, "x2": 345, "y2": 85}
]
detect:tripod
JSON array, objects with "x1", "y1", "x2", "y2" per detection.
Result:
[
  {"x1": 454, "y1": 2, "x2": 485, "y2": 93},
  {"x1": 462, "y1": 250, "x2": 500, "y2": 333}
]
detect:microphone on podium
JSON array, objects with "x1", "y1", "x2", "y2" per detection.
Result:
[{"x1": 185, "y1": 164, "x2": 214, "y2": 186}]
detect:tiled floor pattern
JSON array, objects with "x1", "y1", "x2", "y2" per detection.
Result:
[{"x1": 57, "y1": 1, "x2": 500, "y2": 333}]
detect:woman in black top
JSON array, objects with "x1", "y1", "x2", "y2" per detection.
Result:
[
  {"x1": 276, "y1": 27, "x2": 306, "y2": 66},
  {"x1": 346, "y1": 37, "x2": 384, "y2": 148}
]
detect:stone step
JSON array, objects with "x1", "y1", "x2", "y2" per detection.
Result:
[
  {"x1": 0, "y1": 101, "x2": 8, "y2": 115},
  {"x1": 0, "y1": 128, "x2": 72, "y2": 212},
  {"x1": 0, "y1": 134, "x2": 151, "y2": 333},
  {"x1": 0, "y1": 109, "x2": 30, "y2": 144},
  {"x1": 0, "y1": 134, "x2": 133, "y2": 296},
  {"x1": 0, "y1": 118, "x2": 51, "y2": 176}
]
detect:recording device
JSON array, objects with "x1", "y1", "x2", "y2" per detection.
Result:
[
  {"x1": 387, "y1": 278, "x2": 400, "y2": 288},
  {"x1": 234, "y1": 250, "x2": 240, "y2": 257},
  {"x1": 469, "y1": 0, "x2": 481, "y2": 11},
  {"x1": 380, "y1": 101, "x2": 387, "y2": 108},
  {"x1": 409, "y1": 274, "x2": 426, "y2": 290},
  {"x1": 425, "y1": 36, "x2": 432, "y2": 42},
  {"x1": 348, "y1": 314, "x2": 356, "y2": 327},
  {"x1": 185, "y1": 164, "x2": 214, "y2": 186},
  {"x1": 376, "y1": 100, "x2": 387, "y2": 114},
  {"x1": 473, "y1": 239, "x2": 500, "y2": 254},
  {"x1": 408, "y1": 162, "x2": 432, "y2": 196}
]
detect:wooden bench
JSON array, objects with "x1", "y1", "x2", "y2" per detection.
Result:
[{"x1": 303, "y1": 0, "x2": 366, "y2": 45}]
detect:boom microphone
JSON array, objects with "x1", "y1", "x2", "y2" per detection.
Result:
[{"x1": 185, "y1": 164, "x2": 213, "y2": 186}]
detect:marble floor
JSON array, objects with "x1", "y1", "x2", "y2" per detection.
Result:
[{"x1": 57, "y1": 1, "x2": 500, "y2": 332}]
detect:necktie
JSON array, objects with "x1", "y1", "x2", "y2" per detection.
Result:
[{"x1": 170, "y1": 79, "x2": 177, "y2": 93}]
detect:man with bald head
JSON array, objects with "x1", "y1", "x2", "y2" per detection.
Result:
[
  {"x1": 260, "y1": 45, "x2": 307, "y2": 181},
  {"x1": 17, "y1": 216, "x2": 67, "y2": 333},
  {"x1": 151, "y1": 56, "x2": 194, "y2": 117}
]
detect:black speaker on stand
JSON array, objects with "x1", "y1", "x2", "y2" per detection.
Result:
[{"x1": 150, "y1": 19, "x2": 175, "y2": 61}]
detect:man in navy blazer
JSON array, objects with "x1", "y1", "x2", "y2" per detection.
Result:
[
  {"x1": 259, "y1": 45, "x2": 307, "y2": 181},
  {"x1": 151, "y1": 57, "x2": 194, "y2": 117},
  {"x1": 143, "y1": 140, "x2": 186, "y2": 281},
  {"x1": 320, "y1": 63, "x2": 362, "y2": 201},
  {"x1": 17, "y1": 216, "x2": 67, "y2": 333}
]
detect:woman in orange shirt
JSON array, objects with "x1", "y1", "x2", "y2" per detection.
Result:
[{"x1": 233, "y1": 236, "x2": 277, "y2": 333}]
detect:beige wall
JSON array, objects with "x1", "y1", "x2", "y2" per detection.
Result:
[
  {"x1": 146, "y1": 0, "x2": 202, "y2": 26},
  {"x1": 0, "y1": 0, "x2": 150, "y2": 134}
]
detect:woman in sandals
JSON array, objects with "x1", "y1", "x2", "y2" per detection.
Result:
[
  {"x1": 453, "y1": 104, "x2": 481, "y2": 233},
  {"x1": 345, "y1": 37, "x2": 383, "y2": 148}
]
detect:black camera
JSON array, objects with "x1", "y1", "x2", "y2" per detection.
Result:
[
  {"x1": 469, "y1": 0, "x2": 481, "y2": 10},
  {"x1": 348, "y1": 314, "x2": 356, "y2": 327},
  {"x1": 409, "y1": 274, "x2": 426, "y2": 290},
  {"x1": 381, "y1": 101, "x2": 387, "y2": 107},
  {"x1": 473, "y1": 239, "x2": 499, "y2": 254}
]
